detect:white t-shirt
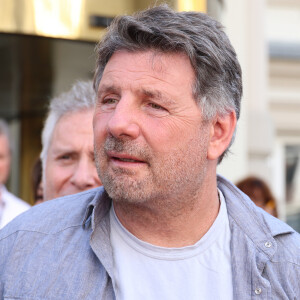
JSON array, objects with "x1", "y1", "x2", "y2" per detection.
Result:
[{"x1": 110, "y1": 191, "x2": 233, "y2": 300}]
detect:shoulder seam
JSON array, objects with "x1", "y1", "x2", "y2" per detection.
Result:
[{"x1": 0, "y1": 224, "x2": 83, "y2": 242}]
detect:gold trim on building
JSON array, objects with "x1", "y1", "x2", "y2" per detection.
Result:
[
  {"x1": 0, "y1": 0, "x2": 196, "y2": 42},
  {"x1": 177, "y1": 0, "x2": 206, "y2": 12},
  {"x1": 0, "y1": 0, "x2": 135, "y2": 41},
  {"x1": 0, "y1": 0, "x2": 205, "y2": 42}
]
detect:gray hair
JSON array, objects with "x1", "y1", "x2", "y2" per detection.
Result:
[
  {"x1": 40, "y1": 81, "x2": 96, "y2": 167},
  {"x1": 94, "y1": 5, "x2": 242, "y2": 162},
  {"x1": 0, "y1": 119, "x2": 11, "y2": 152}
]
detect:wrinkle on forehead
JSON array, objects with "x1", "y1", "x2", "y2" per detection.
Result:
[
  {"x1": 49, "y1": 110, "x2": 94, "y2": 153},
  {"x1": 99, "y1": 50, "x2": 195, "y2": 98}
]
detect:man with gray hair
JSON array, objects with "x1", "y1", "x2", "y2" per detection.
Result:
[
  {"x1": 0, "y1": 119, "x2": 30, "y2": 228},
  {"x1": 40, "y1": 80, "x2": 101, "y2": 201},
  {"x1": 1, "y1": 5, "x2": 300, "y2": 299}
]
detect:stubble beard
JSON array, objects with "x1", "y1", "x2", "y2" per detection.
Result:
[
  {"x1": 95, "y1": 133, "x2": 209, "y2": 209},
  {"x1": 95, "y1": 136, "x2": 155, "y2": 204}
]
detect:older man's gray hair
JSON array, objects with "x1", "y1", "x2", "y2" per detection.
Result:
[{"x1": 40, "y1": 81, "x2": 96, "y2": 168}]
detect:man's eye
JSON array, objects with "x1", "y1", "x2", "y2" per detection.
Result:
[
  {"x1": 148, "y1": 102, "x2": 165, "y2": 110},
  {"x1": 59, "y1": 154, "x2": 71, "y2": 160},
  {"x1": 102, "y1": 98, "x2": 118, "y2": 105}
]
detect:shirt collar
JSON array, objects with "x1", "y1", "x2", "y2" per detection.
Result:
[
  {"x1": 85, "y1": 177, "x2": 293, "y2": 255},
  {"x1": 82, "y1": 188, "x2": 112, "y2": 230},
  {"x1": 217, "y1": 174, "x2": 293, "y2": 257}
]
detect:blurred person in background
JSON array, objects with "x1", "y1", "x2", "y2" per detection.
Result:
[
  {"x1": 40, "y1": 81, "x2": 101, "y2": 201},
  {"x1": 0, "y1": 119, "x2": 31, "y2": 228},
  {"x1": 236, "y1": 176, "x2": 278, "y2": 217},
  {"x1": 31, "y1": 158, "x2": 43, "y2": 205}
]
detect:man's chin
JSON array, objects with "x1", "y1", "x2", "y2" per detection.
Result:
[{"x1": 102, "y1": 175, "x2": 151, "y2": 204}]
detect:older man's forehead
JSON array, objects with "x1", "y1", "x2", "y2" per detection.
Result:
[{"x1": 48, "y1": 110, "x2": 94, "y2": 148}]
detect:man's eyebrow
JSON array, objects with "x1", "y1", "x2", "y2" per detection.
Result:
[
  {"x1": 97, "y1": 84, "x2": 120, "y2": 97},
  {"x1": 140, "y1": 88, "x2": 175, "y2": 105},
  {"x1": 51, "y1": 147, "x2": 76, "y2": 155}
]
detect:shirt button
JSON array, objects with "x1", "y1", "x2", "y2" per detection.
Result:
[
  {"x1": 264, "y1": 241, "x2": 272, "y2": 248},
  {"x1": 255, "y1": 288, "x2": 262, "y2": 295}
]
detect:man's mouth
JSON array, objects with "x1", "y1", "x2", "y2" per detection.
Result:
[
  {"x1": 113, "y1": 157, "x2": 142, "y2": 163},
  {"x1": 107, "y1": 152, "x2": 147, "y2": 165}
]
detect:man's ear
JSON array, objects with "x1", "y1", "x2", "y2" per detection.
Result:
[{"x1": 207, "y1": 111, "x2": 237, "y2": 161}]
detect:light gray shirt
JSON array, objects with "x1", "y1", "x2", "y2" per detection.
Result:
[{"x1": 0, "y1": 175, "x2": 300, "y2": 299}]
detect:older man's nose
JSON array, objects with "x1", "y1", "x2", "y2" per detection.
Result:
[
  {"x1": 107, "y1": 97, "x2": 141, "y2": 140},
  {"x1": 70, "y1": 158, "x2": 100, "y2": 190}
]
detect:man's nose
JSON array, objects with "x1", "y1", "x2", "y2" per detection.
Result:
[
  {"x1": 70, "y1": 158, "x2": 100, "y2": 190},
  {"x1": 107, "y1": 97, "x2": 140, "y2": 139}
]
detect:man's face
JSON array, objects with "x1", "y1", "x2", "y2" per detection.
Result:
[
  {"x1": 43, "y1": 110, "x2": 101, "y2": 200},
  {"x1": 0, "y1": 134, "x2": 11, "y2": 185},
  {"x1": 94, "y1": 50, "x2": 211, "y2": 204}
]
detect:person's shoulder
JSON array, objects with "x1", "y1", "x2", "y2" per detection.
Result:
[
  {"x1": 0, "y1": 186, "x2": 104, "y2": 240},
  {"x1": 217, "y1": 174, "x2": 300, "y2": 263},
  {"x1": 2, "y1": 188, "x2": 31, "y2": 210}
]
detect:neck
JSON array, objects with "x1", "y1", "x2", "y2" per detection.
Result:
[{"x1": 113, "y1": 174, "x2": 220, "y2": 248}]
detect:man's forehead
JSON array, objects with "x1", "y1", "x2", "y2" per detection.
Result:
[
  {"x1": 98, "y1": 50, "x2": 195, "y2": 96},
  {"x1": 49, "y1": 110, "x2": 94, "y2": 149},
  {"x1": 54, "y1": 110, "x2": 94, "y2": 131},
  {"x1": 102, "y1": 50, "x2": 192, "y2": 76}
]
